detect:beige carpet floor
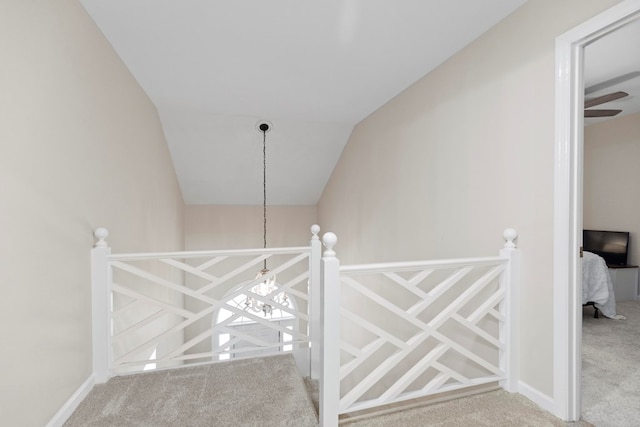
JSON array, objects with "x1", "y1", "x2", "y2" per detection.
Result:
[
  {"x1": 64, "y1": 354, "x2": 318, "y2": 427},
  {"x1": 337, "y1": 389, "x2": 592, "y2": 427},
  {"x1": 65, "y1": 350, "x2": 598, "y2": 426},
  {"x1": 304, "y1": 377, "x2": 590, "y2": 426},
  {"x1": 582, "y1": 300, "x2": 640, "y2": 427}
]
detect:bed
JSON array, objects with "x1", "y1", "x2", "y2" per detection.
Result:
[{"x1": 582, "y1": 251, "x2": 618, "y2": 318}]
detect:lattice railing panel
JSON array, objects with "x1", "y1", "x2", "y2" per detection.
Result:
[
  {"x1": 107, "y1": 247, "x2": 314, "y2": 375},
  {"x1": 337, "y1": 258, "x2": 508, "y2": 413}
]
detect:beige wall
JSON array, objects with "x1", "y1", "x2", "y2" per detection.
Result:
[
  {"x1": 584, "y1": 112, "x2": 640, "y2": 268},
  {"x1": 318, "y1": 0, "x2": 621, "y2": 398},
  {"x1": 185, "y1": 205, "x2": 317, "y2": 250},
  {"x1": 0, "y1": 1, "x2": 184, "y2": 426}
]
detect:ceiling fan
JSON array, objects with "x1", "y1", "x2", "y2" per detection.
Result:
[{"x1": 583, "y1": 71, "x2": 640, "y2": 118}]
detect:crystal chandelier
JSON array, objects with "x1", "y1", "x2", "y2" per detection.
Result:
[{"x1": 244, "y1": 121, "x2": 289, "y2": 316}]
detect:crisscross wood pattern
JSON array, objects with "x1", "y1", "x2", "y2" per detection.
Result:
[
  {"x1": 337, "y1": 257, "x2": 509, "y2": 413},
  {"x1": 107, "y1": 247, "x2": 314, "y2": 375}
]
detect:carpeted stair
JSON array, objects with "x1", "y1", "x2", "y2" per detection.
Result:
[{"x1": 64, "y1": 354, "x2": 318, "y2": 427}]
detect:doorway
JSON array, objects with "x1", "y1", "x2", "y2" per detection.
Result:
[{"x1": 554, "y1": 0, "x2": 640, "y2": 421}]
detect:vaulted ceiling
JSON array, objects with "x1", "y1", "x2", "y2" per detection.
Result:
[
  {"x1": 80, "y1": 0, "x2": 528, "y2": 205},
  {"x1": 80, "y1": 1, "x2": 640, "y2": 205}
]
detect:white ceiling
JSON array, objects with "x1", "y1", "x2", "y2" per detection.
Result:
[
  {"x1": 80, "y1": 0, "x2": 528, "y2": 205},
  {"x1": 584, "y1": 18, "x2": 640, "y2": 125}
]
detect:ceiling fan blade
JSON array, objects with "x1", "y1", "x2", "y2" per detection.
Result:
[
  {"x1": 584, "y1": 91, "x2": 628, "y2": 108},
  {"x1": 584, "y1": 109, "x2": 622, "y2": 118}
]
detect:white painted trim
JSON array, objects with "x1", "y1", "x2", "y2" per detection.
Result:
[
  {"x1": 309, "y1": 227, "x2": 322, "y2": 380},
  {"x1": 45, "y1": 375, "x2": 95, "y2": 427},
  {"x1": 319, "y1": 232, "x2": 340, "y2": 427},
  {"x1": 553, "y1": 28, "x2": 583, "y2": 422},
  {"x1": 92, "y1": 241, "x2": 112, "y2": 384},
  {"x1": 553, "y1": 0, "x2": 640, "y2": 421},
  {"x1": 518, "y1": 380, "x2": 555, "y2": 415},
  {"x1": 499, "y1": 238, "x2": 520, "y2": 393}
]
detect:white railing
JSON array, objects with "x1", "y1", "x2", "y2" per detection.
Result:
[
  {"x1": 91, "y1": 226, "x2": 519, "y2": 427},
  {"x1": 319, "y1": 229, "x2": 519, "y2": 427},
  {"x1": 91, "y1": 225, "x2": 322, "y2": 382}
]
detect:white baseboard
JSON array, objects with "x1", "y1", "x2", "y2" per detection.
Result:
[
  {"x1": 518, "y1": 380, "x2": 555, "y2": 414},
  {"x1": 46, "y1": 374, "x2": 95, "y2": 427}
]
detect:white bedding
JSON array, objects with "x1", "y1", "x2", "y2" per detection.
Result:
[{"x1": 582, "y1": 251, "x2": 617, "y2": 318}]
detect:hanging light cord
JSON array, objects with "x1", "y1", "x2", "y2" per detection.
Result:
[{"x1": 262, "y1": 128, "x2": 268, "y2": 270}]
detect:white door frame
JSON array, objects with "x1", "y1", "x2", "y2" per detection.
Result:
[{"x1": 553, "y1": 0, "x2": 640, "y2": 421}]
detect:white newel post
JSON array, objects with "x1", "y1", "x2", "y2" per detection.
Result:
[
  {"x1": 499, "y1": 228, "x2": 520, "y2": 392},
  {"x1": 309, "y1": 224, "x2": 322, "y2": 380},
  {"x1": 91, "y1": 228, "x2": 112, "y2": 384},
  {"x1": 320, "y1": 232, "x2": 340, "y2": 427}
]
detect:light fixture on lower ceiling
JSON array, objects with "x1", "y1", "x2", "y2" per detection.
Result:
[{"x1": 244, "y1": 121, "x2": 289, "y2": 316}]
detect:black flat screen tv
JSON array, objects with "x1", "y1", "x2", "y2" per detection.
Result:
[{"x1": 583, "y1": 229, "x2": 630, "y2": 266}]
